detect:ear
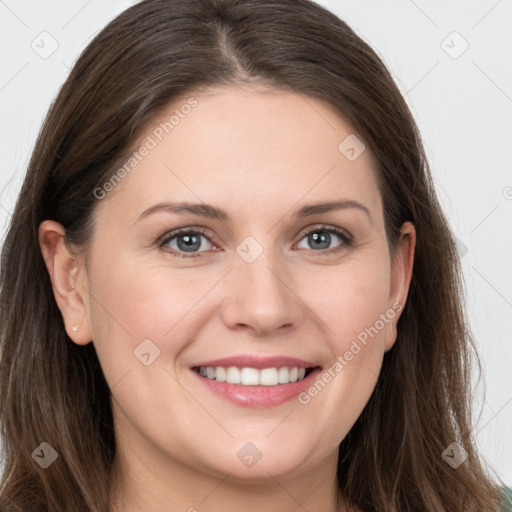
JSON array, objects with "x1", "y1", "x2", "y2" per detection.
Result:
[
  {"x1": 384, "y1": 221, "x2": 416, "y2": 351},
  {"x1": 38, "y1": 220, "x2": 92, "y2": 346}
]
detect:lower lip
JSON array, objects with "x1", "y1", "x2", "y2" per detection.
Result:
[{"x1": 191, "y1": 367, "x2": 322, "y2": 408}]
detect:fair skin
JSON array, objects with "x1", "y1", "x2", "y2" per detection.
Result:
[{"x1": 39, "y1": 83, "x2": 415, "y2": 512}]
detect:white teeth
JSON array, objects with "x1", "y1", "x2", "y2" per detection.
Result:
[
  {"x1": 240, "y1": 367, "x2": 259, "y2": 385},
  {"x1": 196, "y1": 366, "x2": 310, "y2": 385},
  {"x1": 215, "y1": 366, "x2": 226, "y2": 382},
  {"x1": 260, "y1": 368, "x2": 278, "y2": 386},
  {"x1": 226, "y1": 366, "x2": 240, "y2": 384},
  {"x1": 278, "y1": 367, "x2": 289, "y2": 383}
]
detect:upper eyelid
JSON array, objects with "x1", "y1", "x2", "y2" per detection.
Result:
[{"x1": 158, "y1": 226, "x2": 215, "y2": 245}]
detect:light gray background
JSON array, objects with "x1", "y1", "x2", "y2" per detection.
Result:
[{"x1": 1, "y1": 0, "x2": 511, "y2": 486}]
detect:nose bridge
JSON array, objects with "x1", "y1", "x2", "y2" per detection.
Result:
[
  {"x1": 237, "y1": 234, "x2": 288, "y2": 304},
  {"x1": 240, "y1": 242, "x2": 283, "y2": 293}
]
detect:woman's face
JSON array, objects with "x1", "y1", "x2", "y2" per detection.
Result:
[{"x1": 54, "y1": 84, "x2": 415, "y2": 487}]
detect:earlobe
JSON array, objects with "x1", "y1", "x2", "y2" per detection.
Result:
[
  {"x1": 384, "y1": 320, "x2": 398, "y2": 353},
  {"x1": 38, "y1": 220, "x2": 92, "y2": 346}
]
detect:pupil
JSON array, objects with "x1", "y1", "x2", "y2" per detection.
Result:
[
  {"x1": 178, "y1": 234, "x2": 201, "y2": 252},
  {"x1": 310, "y1": 232, "x2": 330, "y2": 250}
]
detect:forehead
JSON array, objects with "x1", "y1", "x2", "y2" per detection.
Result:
[{"x1": 97, "y1": 84, "x2": 383, "y2": 225}]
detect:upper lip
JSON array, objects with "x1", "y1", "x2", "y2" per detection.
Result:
[{"x1": 191, "y1": 355, "x2": 319, "y2": 370}]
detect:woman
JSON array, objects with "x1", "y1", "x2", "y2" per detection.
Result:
[{"x1": 0, "y1": 0, "x2": 509, "y2": 510}]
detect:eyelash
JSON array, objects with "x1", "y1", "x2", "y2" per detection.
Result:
[{"x1": 157, "y1": 225, "x2": 354, "y2": 259}]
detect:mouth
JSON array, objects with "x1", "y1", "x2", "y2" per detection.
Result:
[{"x1": 190, "y1": 360, "x2": 323, "y2": 408}]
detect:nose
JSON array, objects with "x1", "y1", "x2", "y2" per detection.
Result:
[{"x1": 220, "y1": 246, "x2": 304, "y2": 337}]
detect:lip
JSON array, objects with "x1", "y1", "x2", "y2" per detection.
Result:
[
  {"x1": 191, "y1": 355, "x2": 317, "y2": 370},
  {"x1": 190, "y1": 355, "x2": 322, "y2": 408}
]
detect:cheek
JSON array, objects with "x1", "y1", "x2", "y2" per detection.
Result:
[
  {"x1": 86, "y1": 250, "x2": 220, "y2": 377},
  {"x1": 300, "y1": 254, "x2": 391, "y2": 354}
]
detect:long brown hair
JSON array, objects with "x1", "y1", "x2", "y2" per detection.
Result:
[{"x1": 0, "y1": 0, "x2": 505, "y2": 510}]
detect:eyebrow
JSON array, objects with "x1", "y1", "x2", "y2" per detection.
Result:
[{"x1": 135, "y1": 199, "x2": 372, "y2": 224}]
